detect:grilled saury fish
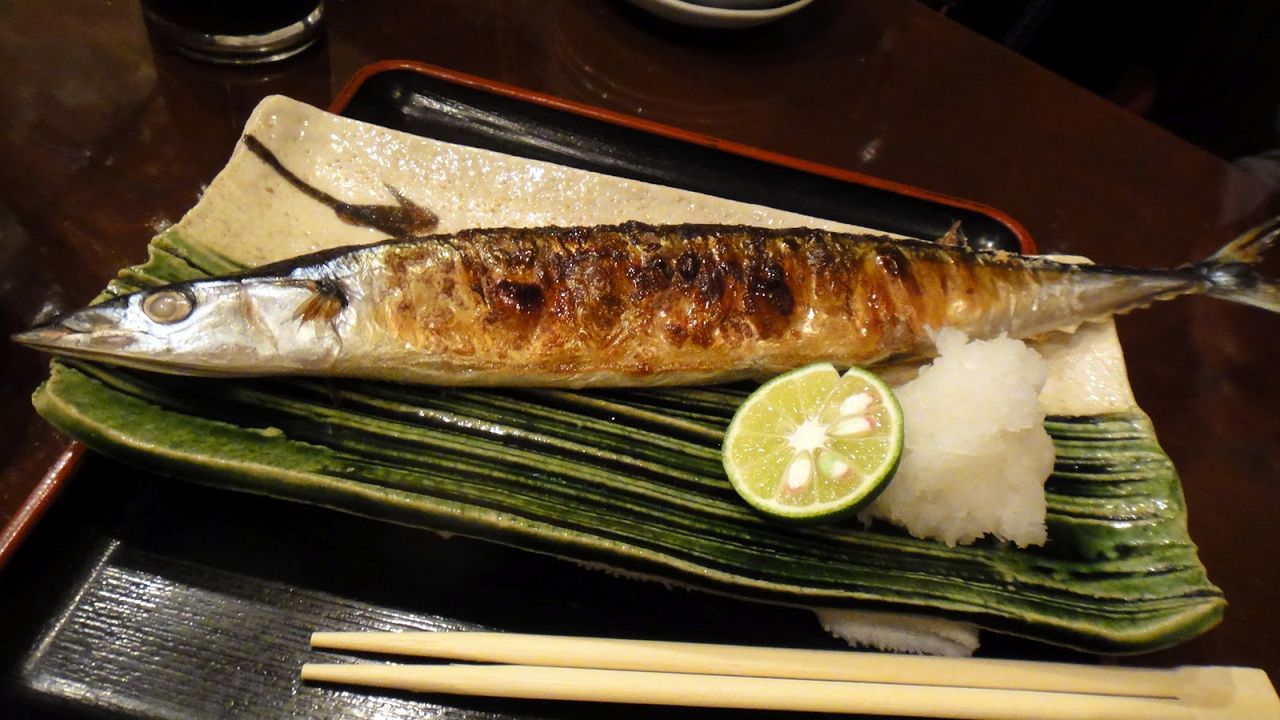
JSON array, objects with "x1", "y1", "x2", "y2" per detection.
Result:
[
  {"x1": 16, "y1": 219, "x2": 1280, "y2": 387},
  {"x1": 15, "y1": 139, "x2": 1280, "y2": 387}
]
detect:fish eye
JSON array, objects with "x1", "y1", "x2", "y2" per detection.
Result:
[{"x1": 141, "y1": 289, "x2": 194, "y2": 324}]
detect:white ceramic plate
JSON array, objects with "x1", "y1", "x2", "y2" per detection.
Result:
[{"x1": 624, "y1": 0, "x2": 815, "y2": 29}]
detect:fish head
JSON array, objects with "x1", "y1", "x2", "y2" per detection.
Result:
[{"x1": 13, "y1": 277, "x2": 349, "y2": 376}]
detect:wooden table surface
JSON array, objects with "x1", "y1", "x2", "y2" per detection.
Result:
[{"x1": 2, "y1": 0, "x2": 1278, "y2": 699}]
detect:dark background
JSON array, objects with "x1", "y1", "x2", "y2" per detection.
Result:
[
  {"x1": 923, "y1": 0, "x2": 1280, "y2": 164},
  {"x1": 4, "y1": 1, "x2": 1280, "y2": 716}
]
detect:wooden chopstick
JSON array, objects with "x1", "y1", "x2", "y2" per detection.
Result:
[
  {"x1": 301, "y1": 663, "x2": 1193, "y2": 719},
  {"x1": 304, "y1": 631, "x2": 1280, "y2": 719},
  {"x1": 308, "y1": 631, "x2": 1220, "y2": 699}
]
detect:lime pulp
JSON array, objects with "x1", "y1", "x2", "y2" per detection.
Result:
[{"x1": 721, "y1": 363, "x2": 904, "y2": 523}]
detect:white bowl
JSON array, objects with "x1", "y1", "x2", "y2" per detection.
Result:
[
  {"x1": 686, "y1": 0, "x2": 803, "y2": 8},
  {"x1": 624, "y1": 0, "x2": 815, "y2": 29}
]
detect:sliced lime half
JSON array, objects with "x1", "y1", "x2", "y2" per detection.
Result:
[{"x1": 722, "y1": 363, "x2": 904, "y2": 523}]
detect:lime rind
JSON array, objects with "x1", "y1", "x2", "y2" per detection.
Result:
[{"x1": 722, "y1": 363, "x2": 904, "y2": 523}]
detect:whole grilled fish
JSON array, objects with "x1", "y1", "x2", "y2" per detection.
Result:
[
  {"x1": 15, "y1": 218, "x2": 1280, "y2": 387},
  {"x1": 13, "y1": 140, "x2": 1280, "y2": 387}
]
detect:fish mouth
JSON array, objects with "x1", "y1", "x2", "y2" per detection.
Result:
[
  {"x1": 12, "y1": 323, "x2": 265, "y2": 378},
  {"x1": 11, "y1": 323, "x2": 75, "y2": 351},
  {"x1": 14, "y1": 300, "x2": 141, "y2": 352},
  {"x1": 13, "y1": 322, "x2": 164, "y2": 371},
  {"x1": 12, "y1": 321, "x2": 142, "y2": 353}
]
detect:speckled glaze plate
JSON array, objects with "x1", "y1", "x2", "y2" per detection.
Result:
[{"x1": 5, "y1": 63, "x2": 1222, "y2": 720}]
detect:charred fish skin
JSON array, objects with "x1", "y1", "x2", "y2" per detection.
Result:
[
  {"x1": 323, "y1": 224, "x2": 1212, "y2": 386},
  {"x1": 353, "y1": 225, "x2": 1032, "y2": 382}
]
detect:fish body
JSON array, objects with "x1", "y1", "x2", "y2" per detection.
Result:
[{"x1": 16, "y1": 219, "x2": 1280, "y2": 387}]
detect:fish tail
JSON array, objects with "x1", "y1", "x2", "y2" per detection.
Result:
[{"x1": 1193, "y1": 215, "x2": 1280, "y2": 312}]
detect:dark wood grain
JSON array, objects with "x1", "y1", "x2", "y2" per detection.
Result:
[{"x1": 2, "y1": 0, "x2": 1278, "y2": 713}]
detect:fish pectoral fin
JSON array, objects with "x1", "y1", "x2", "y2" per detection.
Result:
[
  {"x1": 293, "y1": 280, "x2": 347, "y2": 325},
  {"x1": 937, "y1": 220, "x2": 968, "y2": 248}
]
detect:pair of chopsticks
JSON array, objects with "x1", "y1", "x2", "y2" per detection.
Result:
[{"x1": 302, "y1": 631, "x2": 1280, "y2": 719}]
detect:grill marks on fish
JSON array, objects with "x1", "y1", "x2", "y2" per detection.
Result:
[
  {"x1": 742, "y1": 250, "x2": 795, "y2": 338},
  {"x1": 365, "y1": 223, "x2": 1040, "y2": 375}
]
